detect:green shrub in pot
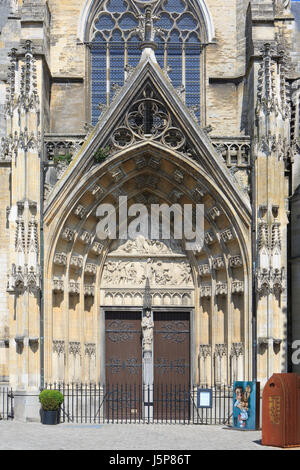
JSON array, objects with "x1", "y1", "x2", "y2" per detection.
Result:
[
  {"x1": 39, "y1": 390, "x2": 64, "y2": 424},
  {"x1": 39, "y1": 390, "x2": 64, "y2": 411}
]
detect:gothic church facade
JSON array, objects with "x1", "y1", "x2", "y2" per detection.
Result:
[{"x1": 0, "y1": 0, "x2": 299, "y2": 415}]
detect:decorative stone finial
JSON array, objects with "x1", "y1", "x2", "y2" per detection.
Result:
[{"x1": 139, "y1": 6, "x2": 158, "y2": 51}]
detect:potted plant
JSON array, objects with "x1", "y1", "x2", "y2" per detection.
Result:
[{"x1": 39, "y1": 389, "x2": 64, "y2": 425}]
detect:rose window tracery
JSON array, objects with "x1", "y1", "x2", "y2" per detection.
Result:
[{"x1": 110, "y1": 86, "x2": 186, "y2": 151}]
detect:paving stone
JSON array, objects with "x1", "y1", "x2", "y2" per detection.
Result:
[{"x1": 0, "y1": 422, "x2": 283, "y2": 450}]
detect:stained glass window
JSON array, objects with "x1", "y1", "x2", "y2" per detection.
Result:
[{"x1": 90, "y1": 0, "x2": 202, "y2": 125}]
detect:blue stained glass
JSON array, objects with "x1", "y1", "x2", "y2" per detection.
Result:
[
  {"x1": 186, "y1": 32, "x2": 200, "y2": 43},
  {"x1": 93, "y1": 32, "x2": 106, "y2": 43},
  {"x1": 156, "y1": 13, "x2": 174, "y2": 29},
  {"x1": 186, "y1": 56, "x2": 200, "y2": 67},
  {"x1": 186, "y1": 94, "x2": 199, "y2": 106},
  {"x1": 186, "y1": 82, "x2": 200, "y2": 94},
  {"x1": 157, "y1": 57, "x2": 164, "y2": 69},
  {"x1": 164, "y1": 0, "x2": 185, "y2": 13},
  {"x1": 91, "y1": 0, "x2": 202, "y2": 124},
  {"x1": 168, "y1": 30, "x2": 182, "y2": 44},
  {"x1": 127, "y1": 58, "x2": 139, "y2": 67},
  {"x1": 106, "y1": 0, "x2": 127, "y2": 13},
  {"x1": 111, "y1": 30, "x2": 123, "y2": 42},
  {"x1": 128, "y1": 34, "x2": 140, "y2": 43},
  {"x1": 118, "y1": 13, "x2": 138, "y2": 29},
  {"x1": 92, "y1": 95, "x2": 106, "y2": 103},
  {"x1": 168, "y1": 57, "x2": 182, "y2": 66},
  {"x1": 177, "y1": 13, "x2": 197, "y2": 30},
  {"x1": 186, "y1": 70, "x2": 199, "y2": 81},
  {"x1": 92, "y1": 84, "x2": 106, "y2": 94},
  {"x1": 110, "y1": 70, "x2": 124, "y2": 81},
  {"x1": 127, "y1": 54, "x2": 140, "y2": 67},
  {"x1": 92, "y1": 70, "x2": 106, "y2": 79},
  {"x1": 110, "y1": 49, "x2": 124, "y2": 58},
  {"x1": 95, "y1": 14, "x2": 115, "y2": 30}
]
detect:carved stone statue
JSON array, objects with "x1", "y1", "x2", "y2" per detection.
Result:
[
  {"x1": 142, "y1": 310, "x2": 154, "y2": 353},
  {"x1": 10, "y1": 0, "x2": 18, "y2": 15},
  {"x1": 274, "y1": 0, "x2": 291, "y2": 14}
]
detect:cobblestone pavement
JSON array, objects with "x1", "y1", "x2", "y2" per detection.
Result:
[{"x1": 0, "y1": 421, "x2": 286, "y2": 450}]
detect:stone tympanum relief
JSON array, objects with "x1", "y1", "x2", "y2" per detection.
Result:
[
  {"x1": 109, "y1": 235, "x2": 184, "y2": 257},
  {"x1": 102, "y1": 259, "x2": 192, "y2": 288},
  {"x1": 101, "y1": 235, "x2": 194, "y2": 307}
]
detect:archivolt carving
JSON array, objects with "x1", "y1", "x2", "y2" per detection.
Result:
[
  {"x1": 216, "y1": 282, "x2": 227, "y2": 297},
  {"x1": 229, "y1": 255, "x2": 243, "y2": 268},
  {"x1": 199, "y1": 284, "x2": 212, "y2": 298},
  {"x1": 220, "y1": 228, "x2": 235, "y2": 243},
  {"x1": 52, "y1": 278, "x2": 64, "y2": 293},
  {"x1": 84, "y1": 285, "x2": 95, "y2": 297},
  {"x1": 198, "y1": 263, "x2": 210, "y2": 276},
  {"x1": 212, "y1": 256, "x2": 225, "y2": 270},
  {"x1": 54, "y1": 252, "x2": 67, "y2": 266},
  {"x1": 91, "y1": 241, "x2": 105, "y2": 255},
  {"x1": 232, "y1": 281, "x2": 244, "y2": 295},
  {"x1": 61, "y1": 227, "x2": 75, "y2": 242}
]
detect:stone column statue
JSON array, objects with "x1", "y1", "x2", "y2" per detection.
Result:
[{"x1": 142, "y1": 309, "x2": 154, "y2": 353}]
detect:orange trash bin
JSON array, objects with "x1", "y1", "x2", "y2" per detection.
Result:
[{"x1": 262, "y1": 373, "x2": 300, "y2": 448}]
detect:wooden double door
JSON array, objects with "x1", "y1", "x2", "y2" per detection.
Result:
[{"x1": 105, "y1": 310, "x2": 190, "y2": 420}]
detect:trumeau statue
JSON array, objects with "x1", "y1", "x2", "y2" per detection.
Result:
[{"x1": 142, "y1": 310, "x2": 154, "y2": 353}]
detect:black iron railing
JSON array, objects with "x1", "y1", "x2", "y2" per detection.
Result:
[
  {"x1": 44, "y1": 383, "x2": 233, "y2": 425},
  {"x1": 0, "y1": 387, "x2": 14, "y2": 420}
]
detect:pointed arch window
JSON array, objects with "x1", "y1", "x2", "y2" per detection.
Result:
[{"x1": 89, "y1": 0, "x2": 203, "y2": 125}]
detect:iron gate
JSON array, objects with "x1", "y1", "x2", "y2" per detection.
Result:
[
  {"x1": 0, "y1": 387, "x2": 14, "y2": 420},
  {"x1": 44, "y1": 382, "x2": 233, "y2": 425}
]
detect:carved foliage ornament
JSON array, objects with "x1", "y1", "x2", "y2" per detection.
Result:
[
  {"x1": 215, "y1": 344, "x2": 227, "y2": 357},
  {"x1": 69, "y1": 342, "x2": 81, "y2": 356},
  {"x1": 53, "y1": 340, "x2": 65, "y2": 357},
  {"x1": 7, "y1": 264, "x2": 40, "y2": 292},
  {"x1": 231, "y1": 342, "x2": 244, "y2": 357},
  {"x1": 199, "y1": 344, "x2": 211, "y2": 358},
  {"x1": 85, "y1": 343, "x2": 96, "y2": 357},
  {"x1": 256, "y1": 267, "x2": 285, "y2": 294}
]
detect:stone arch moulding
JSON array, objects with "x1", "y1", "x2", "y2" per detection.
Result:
[
  {"x1": 77, "y1": 0, "x2": 216, "y2": 44},
  {"x1": 45, "y1": 141, "x2": 251, "y2": 265},
  {"x1": 44, "y1": 142, "x2": 252, "y2": 383},
  {"x1": 44, "y1": 141, "x2": 252, "y2": 312}
]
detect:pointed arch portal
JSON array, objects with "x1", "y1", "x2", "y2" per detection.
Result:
[{"x1": 44, "y1": 37, "x2": 252, "y2": 392}]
